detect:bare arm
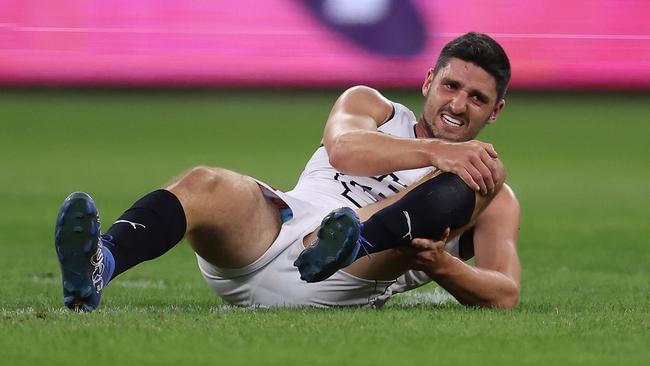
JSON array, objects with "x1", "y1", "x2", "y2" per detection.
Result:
[
  {"x1": 399, "y1": 185, "x2": 521, "y2": 308},
  {"x1": 323, "y1": 85, "x2": 435, "y2": 176},
  {"x1": 324, "y1": 86, "x2": 502, "y2": 194}
]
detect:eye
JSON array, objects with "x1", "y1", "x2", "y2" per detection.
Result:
[{"x1": 471, "y1": 94, "x2": 485, "y2": 105}]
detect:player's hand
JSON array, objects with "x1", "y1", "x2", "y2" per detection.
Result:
[
  {"x1": 396, "y1": 228, "x2": 451, "y2": 273},
  {"x1": 430, "y1": 140, "x2": 500, "y2": 195}
]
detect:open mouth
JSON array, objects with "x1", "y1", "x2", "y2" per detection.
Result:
[{"x1": 441, "y1": 113, "x2": 464, "y2": 128}]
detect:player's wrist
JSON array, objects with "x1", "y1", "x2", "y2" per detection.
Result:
[
  {"x1": 424, "y1": 138, "x2": 446, "y2": 168},
  {"x1": 425, "y1": 251, "x2": 459, "y2": 277}
]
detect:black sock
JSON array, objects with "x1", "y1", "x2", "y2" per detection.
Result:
[
  {"x1": 102, "y1": 189, "x2": 187, "y2": 280},
  {"x1": 357, "y1": 173, "x2": 475, "y2": 259}
]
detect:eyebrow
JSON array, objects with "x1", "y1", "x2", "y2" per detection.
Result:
[{"x1": 441, "y1": 77, "x2": 491, "y2": 103}]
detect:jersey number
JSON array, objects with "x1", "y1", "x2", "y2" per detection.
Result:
[{"x1": 334, "y1": 173, "x2": 405, "y2": 208}]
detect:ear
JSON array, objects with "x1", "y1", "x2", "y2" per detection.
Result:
[
  {"x1": 487, "y1": 99, "x2": 506, "y2": 124},
  {"x1": 422, "y1": 68, "x2": 434, "y2": 97}
]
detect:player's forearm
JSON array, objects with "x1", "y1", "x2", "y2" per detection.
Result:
[
  {"x1": 427, "y1": 254, "x2": 520, "y2": 308},
  {"x1": 327, "y1": 130, "x2": 438, "y2": 176}
]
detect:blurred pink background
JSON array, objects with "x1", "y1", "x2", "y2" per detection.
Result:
[{"x1": 1, "y1": 0, "x2": 648, "y2": 89}]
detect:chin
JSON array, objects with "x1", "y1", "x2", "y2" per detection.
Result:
[{"x1": 433, "y1": 128, "x2": 465, "y2": 142}]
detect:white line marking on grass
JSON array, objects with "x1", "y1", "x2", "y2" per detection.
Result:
[
  {"x1": 113, "y1": 279, "x2": 167, "y2": 290},
  {"x1": 29, "y1": 275, "x2": 167, "y2": 290},
  {"x1": 1, "y1": 307, "x2": 70, "y2": 317},
  {"x1": 390, "y1": 287, "x2": 459, "y2": 307}
]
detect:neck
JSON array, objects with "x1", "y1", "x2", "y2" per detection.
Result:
[{"x1": 415, "y1": 119, "x2": 436, "y2": 139}]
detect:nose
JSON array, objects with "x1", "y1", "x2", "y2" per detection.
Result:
[{"x1": 449, "y1": 92, "x2": 468, "y2": 115}]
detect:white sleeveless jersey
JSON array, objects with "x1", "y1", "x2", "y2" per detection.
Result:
[{"x1": 286, "y1": 102, "x2": 435, "y2": 212}]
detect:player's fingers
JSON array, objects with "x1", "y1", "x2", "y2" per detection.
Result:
[
  {"x1": 441, "y1": 227, "x2": 451, "y2": 243},
  {"x1": 484, "y1": 143, "x2": 498, "y2": 159},
  {"x1": 410, "y1": 238, "x2": 432, "y2": 249},
  {"x1": 471, "y1": 155, "x2": 494, "y2": 193},
  {"x1": 412, "y1": 238, "x2": 447, "y2": 252},
  {"x1": 458, "y1": 169, "x2": 481, "y2": 192},
  {"x1": 466, "y1": 165, "x2": 487, "y2": 195},
  {"x1": 480, "y1": 150, "x2": 499, "y2": 176},
  {"x1": 412, "y1": 235, "x2": 448, "y2": 250}
]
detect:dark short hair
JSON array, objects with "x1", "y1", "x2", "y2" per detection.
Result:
[{"x1": 433, "y1": 32, "x2": 511, "y2": 100}]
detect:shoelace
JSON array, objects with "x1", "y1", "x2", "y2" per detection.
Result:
[{"x1": 357, "y1": 224, "x2": 374, "y2": 259}]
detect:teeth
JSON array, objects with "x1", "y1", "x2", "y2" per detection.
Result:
[{"x1": 442, "y1": 114, "x2": 462, "y2": 127}]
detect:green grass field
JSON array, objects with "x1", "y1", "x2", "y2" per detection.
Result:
[{"x1": 1, "y1": 89, "x2": 648, "y2": 365}]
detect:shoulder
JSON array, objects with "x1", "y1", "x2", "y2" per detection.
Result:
[
  {"x1": 335, "y1": 86, "x2": 393, "y2": 123},
  {"x1": 340, "y1": 85, "x2": 387, "y2": 101},
  {"x1": 479, "y1": 183, "x2": 520, "y2": 223}
]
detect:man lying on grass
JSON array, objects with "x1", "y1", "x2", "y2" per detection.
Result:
[{"x1": 54, "y1": 32, "x2": 520, "y2": 311}]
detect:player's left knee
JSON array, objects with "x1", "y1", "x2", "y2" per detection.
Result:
[
  {"x1": 169, "y1": 166, "x2": 227, "y2": 196},
  {"x1": 364, "y1": 172, "x2": 476, "y2": 245}
]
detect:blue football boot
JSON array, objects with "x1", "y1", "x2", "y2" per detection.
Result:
[
  {"x1": 54, "y1": 192, "x2": 113, "y2": 312},
  {"x1": 293, "y1": 207, "x2": 369, "y2": 283}
]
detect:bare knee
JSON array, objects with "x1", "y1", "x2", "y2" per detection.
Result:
[
  {"x1": 166, "y1": 166, "x2": 281, "y2": 268},
  {"x1": 165, "y1": 166, "x2": 233, "y2": 221},
  {"x1": 168, "y1": 166, "x2": 226, "y2": 196},
  {"x1": 166, "y1": 166, "x2": 263, "y2": 228}
]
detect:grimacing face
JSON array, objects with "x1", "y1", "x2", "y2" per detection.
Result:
[{"x1": 420, "y1": 58, "x2": 505, "y2": 142}]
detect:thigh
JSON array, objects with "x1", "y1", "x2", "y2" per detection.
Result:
[
  {"x1": 167, "y1": 167, "x2": 282, "y2": 269},
  {"x1": 199, "y1": 234, "x2": 397, "y2": 308}
]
